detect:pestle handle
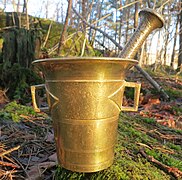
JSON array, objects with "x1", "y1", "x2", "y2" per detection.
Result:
[{"x1": 119, "y1": 8, "x2": 164, "y2": 59}]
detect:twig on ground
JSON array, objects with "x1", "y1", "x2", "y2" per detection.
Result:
[
  {"x1": 0, "y1": 169, "x2": 17, "y2": 180},
  {"x1": 25, "y1": 149, "x2": 33, "y2": 171},
  {"x1": 136, "y1": 142, "x2": 153, "y2": 150},
  {"x1": 3, "y1": 155, "x2": 19, "y2": 167},
  {"x1": 0, "y1": 146, "x2": 20, "y2": 157},
  {"x1": 140, "y1": 148, "x2": 182, "y2": 179},
  {"x1": 13, "y1": 157, "x2": 30, "y2": 179},
  {"x1": 0, "y1": 160, "x2": 20, "y2": 168}
]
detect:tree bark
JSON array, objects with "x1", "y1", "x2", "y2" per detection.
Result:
[
  {"x1": 23, "y1": 0, "x2": 26, "y2": 13},
  {"x1": 45, "y1": 1, "x2": 49, "y2": 19},
  {"x1": 81, "y1": 0, "x2": 94, "y2": 56},
  {"x1": 134, "y1": 0, "x2": 139, "y2": 60},
  {"x1": 115, "y1": 0, "x2": 118, "y2": 52},
  {"x1": 57, "y1": 0, "x2": 72, "y2": 55},
  {"x1": 55, "y1": 2, "x2": 60, "y2": 22},
  {"x1": 90, "y1": 0, "x2": 104, "y2": 46},
  {"x1": 134, "y1": 65, "x2": 169, "y2": 100},
  {"x1": 24, "y1": 0, "x2": 29, "y2": 30},
  {"x1": 171, "y1": 14, "x2": 179, "y2": 68},
  {"x1": 3, "y1": 0, "x2": 7, "y2": 11},
  {"x1": 134, "y1": 1, "x2": 139, "y2": 29},
  {"x1": 146, "y1": 0, "x2": 151, "y2": 8},
  {"x1": 163, "y1": 4, "x2": 171, "y2": 65},
  {"x1": 178, "y1": 0, "x2": 182, "y2": 69},
  {"x1": 60, "y1": 1, "x2": 64, "y2": 23},
  {"x1": 139, "y1": 42, "x2": 145, "y2": 67},
  {"x1": 82, "y1": 0, "x2": 87, "y2": 33},
  {"x1": 118, "y1": 1, "x2": 123, "y2": 45},
  {"x1": 125, "y1": 7, "x2": 130, "y2": 44},
  {"x1": 42, "y1": 21, "x2": 53, "y2": 48},
  {"x1": 154, "y1": 31, "x2": 161, "y2": 71}
]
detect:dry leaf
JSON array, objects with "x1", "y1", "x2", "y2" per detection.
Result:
[
  {"x1": 45, "y1": 132, "x2": 54, "y2": 143},
  {"x1": 148, "y1": 98, "x2": 160, "y2": 105},
  {"x1": 27, "y1": 161, "x2": 56, "y2": 180},
  {"x1": 48, "y1": 153, "x2": 57, "y2": 162},
  {"x1": 167, "y1": 119, "x2": 175, "y2": 128}
]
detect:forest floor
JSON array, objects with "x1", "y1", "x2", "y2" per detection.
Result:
[{"x1": 0, "y1": 69, "x2": 182, "y2": 180}]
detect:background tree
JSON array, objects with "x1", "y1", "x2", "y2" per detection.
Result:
[
  {"x1": 178, "y1": 0, "x2": 182, "y2": 69},
  {"x1": 57, "y1": 0, "x2": 72, "y2": 55},
  {"x1": 0, "y1": 0, "x2": 182, "y2": 69}
]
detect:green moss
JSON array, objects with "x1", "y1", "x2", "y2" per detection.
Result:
[
  {"x1": 54, "y1": 113, "x2": 182, "y2": 179},
  {"x1": 146, "y1": 149, "x2": 182, "y2": 171},
  {"x1": 165, "y1": 88, "x2": 182, "y2": 99},
  {"x1": 124, "y1": 87, "x2": 134, "y2": 99},
  {"x1": 0, "y1": 63, "x2": 43, "y2": 103},
  {"x1": 166, "y1": 143, "x2": 181, "y2": 151},
  {"x1": 141, "y1": 117, "x2": 156, "y2": 124},
  {"x1": 55, "y1": 153, "x2": 170, "y2": 180},
  {"x1": 0, "y1": 12, "x2": 7, "y2": 27},
  {"x1": 0, "y1": 101, "x2": 36, "y2": 122},
  {"x1": 171, "y1": 106, "x2": 182, "y2": 116},
  {"x1": 40, "y1": 19, "x2": 63, "y2": 49}
]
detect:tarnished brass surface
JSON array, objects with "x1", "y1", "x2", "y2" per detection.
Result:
[
  {"x1": 119, "y1": 8, "x2": 164, "y2": 59},
  {"x1": 31, "y1": 57, "x2": 141, "y2": 172}
]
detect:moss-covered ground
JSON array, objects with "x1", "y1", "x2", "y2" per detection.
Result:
[
  {"x1": 55, "y1": 113, "x2": 182, "y2": 180},
  {"x1": 0, "y1": 69, "x2": 182, "y2": 179}
]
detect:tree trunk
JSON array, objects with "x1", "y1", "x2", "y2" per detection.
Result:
[
  {"x1": 134, "y1": 1, "x2": 139, "y2": 60},
  {"x1": 23, "y1": 0, "x2": 26, "y2": 13},
  {"x1": 154, "y1": 31, "x2": 161, "y2": 71},
  {"x1": 61, "y1": 1, "x2": 64, "y2": 23},
  {"x1": 139, "y1": 42, "x2": 145, "y2": 67},
  {"x1": 57, "y1": 0, "x2": 72, "y2": 55},
  {"x1": 24, "y1": 0, "x2": 29, "y2": 30},
  {"x1": 135, "y1": 65, "x2": 169, "y2": 100},
  {"x1": 134, "y1": 1, "x2": 139, "y2": 29},
  {"x1": 171, "y1": 14, "x2": 179, "y2": 68},
  {"x1": 115, "y1": 0, "x2": 118, "y2": 52},
  {"x1": 3, "y1": 0, "x2": 7, "y2": 11},
  {"x1": 42, "y1": 21, "x2": 53, "y2": 48},
  {"x1": 17, "y1": 0, "x2": 20, "y2": 13},
  {"x1": 45, "y1": 1, "x2": 49, "y2": 19},
  {"x1": 125, "y1": 7, "x2": 130, "y2": 44},
  {"x1": 118, "y1": 1, "x2": 123, "y2": 45},
  {"x1": 55, "y1": 2, "x2": 60, "y2": 22},
  {"x1": 82, "y1": 0, "x2": 87, "y2": 33},
  {"x1": 178, "y1": 0, "x2": 182, "y2": 69},
  {"x1": 90, "y1": 0, "x2": 104, "y2": 46},
  {"x1": 163, "y1": 31, "x2": 169, "y2": 66},
  {"x1": 146, "y1": 0, "x2": 151, "y2": 8}
]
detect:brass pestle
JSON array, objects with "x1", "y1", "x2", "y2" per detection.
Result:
[{"x1": 119, "y1": 8, "x2": 164, "y2": 59}]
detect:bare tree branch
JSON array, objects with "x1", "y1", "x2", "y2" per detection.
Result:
[
  {"x1": 73, "y1": 6, "x2": 169, "y2": 100},
  {"x1": 57, "y1": 0, "x2": 72, "y2": 55},
  {"x1": 72, "y1": 6, "x2": 123, "y2": 50}
]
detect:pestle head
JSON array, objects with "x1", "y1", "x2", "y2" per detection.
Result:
[{"x1": 139, "y1": 8, "x2": 165, "y2": 28}]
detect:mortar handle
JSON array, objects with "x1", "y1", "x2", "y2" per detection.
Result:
[
  {"x1": 120, "y1": 81, "x2": 141, "y2": 112},
  {"x1": 31, "y1": 84, "x2": 49, "y2": 112}
]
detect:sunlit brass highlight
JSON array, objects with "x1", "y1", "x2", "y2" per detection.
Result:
[{"x1": 31, "y1": 57, "x2": 141, "y2": 172}]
